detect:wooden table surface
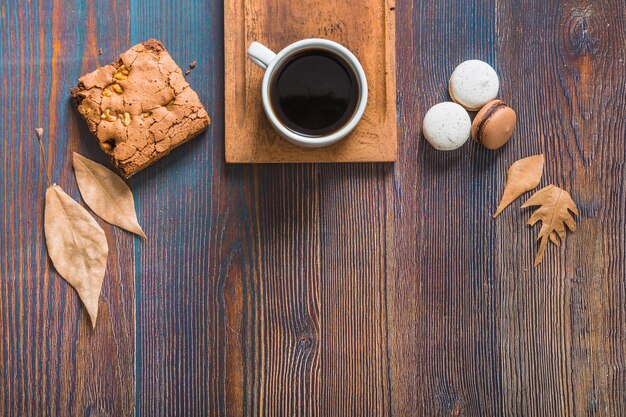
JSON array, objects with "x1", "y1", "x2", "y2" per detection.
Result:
[{"x1": 1, "y1": 1, "x2": 625, "y2": 416}]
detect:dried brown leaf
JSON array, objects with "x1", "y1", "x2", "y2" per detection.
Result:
[
  {"x1": 73, "y1": 152, "x2": 146, "y2": 238},
  {"x1": 493, "y1": 154, "x2": 544, "y2": 217},
  {"x1": 522, "y1": 184, "x2": 579, "y2": 267},
  {"x1": 45, "y1": 184, "x2": 108, "y2": 327}
]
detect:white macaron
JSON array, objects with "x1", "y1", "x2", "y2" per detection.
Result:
[
  {"x1": 422, "y1": 102, "x2": 471, "y2": 151},
  {"x1": 449, "y1": 60, "x2": 499, "y2": 111}
]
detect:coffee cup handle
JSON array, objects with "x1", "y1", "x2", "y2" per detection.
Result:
[{"x1": 247, "y1": 42, "x2": 277, "y2": 69}]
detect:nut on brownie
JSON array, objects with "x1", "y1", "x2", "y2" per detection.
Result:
[{"x1": 71, "y1": 39, "x2": 210, "y2": 177}]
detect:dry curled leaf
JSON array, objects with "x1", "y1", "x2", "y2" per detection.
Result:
[
  {"x1": 522, "y1": 185, "x2": 579, "y2": 267},
  {"x1": 494, "y1": 154, "x2": 544, "y2": 217},
  {"x1": 45, "y1": 184, "x2": 108, "y2": 328},
  {"x1": 73, "y1": 152, "x2": 146, "y2": 238}
]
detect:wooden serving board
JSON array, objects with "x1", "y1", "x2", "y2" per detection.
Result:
[{"x1": 224, "y1": 0, "x2": 397, "y2": 163}]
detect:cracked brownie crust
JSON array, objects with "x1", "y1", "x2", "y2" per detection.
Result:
[{"x1": 71, "y1": 39, "x2": 211, "y2": 178}]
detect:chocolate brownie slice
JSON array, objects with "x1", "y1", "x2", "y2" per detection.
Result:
[{"x1": 71, "y1": 39, "x2": 210, "y2": 177}]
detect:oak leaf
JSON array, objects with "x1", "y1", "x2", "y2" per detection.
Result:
[
  {"x1": 73, "y1": 152, "x2": 146, "y2": 238},
  {"x1": 45, "y1": 184, "x2": 108, "y2": 328},
  {"x1": 494, "y1": 154, "x2": 544, "y2": 217},
  {"x1": 522, "y1": 185, "x2": 579, "y2": 267}
]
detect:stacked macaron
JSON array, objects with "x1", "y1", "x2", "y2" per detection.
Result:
[{"x1": 423, "y1": 60, "x2": 516, "y2": 151}]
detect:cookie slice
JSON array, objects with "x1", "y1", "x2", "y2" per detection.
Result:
[{"x1": 71, "y1": 39, "x2": 211, "y2": 178}]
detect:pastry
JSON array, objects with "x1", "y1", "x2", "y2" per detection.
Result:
[
  {"x1": 471, "y1": 100, "x2": 516, "y2": 149},
  {"x1": 422, "y1": 102, "x2": 471, "y2": 151},
  {"x1": 71, "y1": 39, "x2": 211, "y2": 178},
  {"x1": 448, "y1": 60, "x2": 499, "y2": 111}
]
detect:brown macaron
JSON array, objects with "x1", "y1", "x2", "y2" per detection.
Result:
[{"x1": 471, "y1": 100, "x2": 517, "y2": 149}]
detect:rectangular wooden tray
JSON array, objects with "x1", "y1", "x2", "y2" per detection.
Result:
[{"x1": 224, "y1": 0, "x2": 397, "y2": 163}]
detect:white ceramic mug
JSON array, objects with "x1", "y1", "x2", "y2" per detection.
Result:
[{"x1": 247, "y1": 39, "x2": 368, "y2": 148}]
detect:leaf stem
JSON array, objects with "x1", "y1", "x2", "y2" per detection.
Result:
[{"x1": 35, "y1": 128, "x2": 52, "y2": 187}]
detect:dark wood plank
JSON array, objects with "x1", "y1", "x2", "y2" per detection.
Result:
[
  {"x1": 390, "y1": 0, "x2": 504, "y2": 413},
  {"x1": 0, "y1": 1, "x2": 135, "y2": 416},
  {"x1": 220, "y1": 162, "x2": 391, "y2": 416},
  {"x1": 128, "y1": 0, "x2": 226, "y2": 415},
  {"x1": 390, "y1": 0, "x2": 626, "y2": 416},
  {"x1": 501, "y1": 1, "x2": 626, "y2": 414},
  {"x1": 318, "y1": 164, "x2": 392, "y2": 416},
  {"x1": 240, "y1": 164, "x2": 323, "y2": 416}
]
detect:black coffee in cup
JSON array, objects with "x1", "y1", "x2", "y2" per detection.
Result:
[{"x1": 269, "y1": 48, "x2": 360, "y2": 137}]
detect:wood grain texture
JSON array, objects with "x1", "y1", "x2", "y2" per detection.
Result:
[
  {"x1": 0, "y1": 1, "x2": 135, "y2": 416},
  {"x1": 128, "y1": 0, "x2": 224, "y2": 415},
  {"x1": 389, "y1": 0, "x2": 626, "y2": 416},
  {"x1": 224, "y1": 0, "x2": 397, "y2": 163},
  {"x1": 1, "y1": 0, "x2": 625, "y2": 416}
]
